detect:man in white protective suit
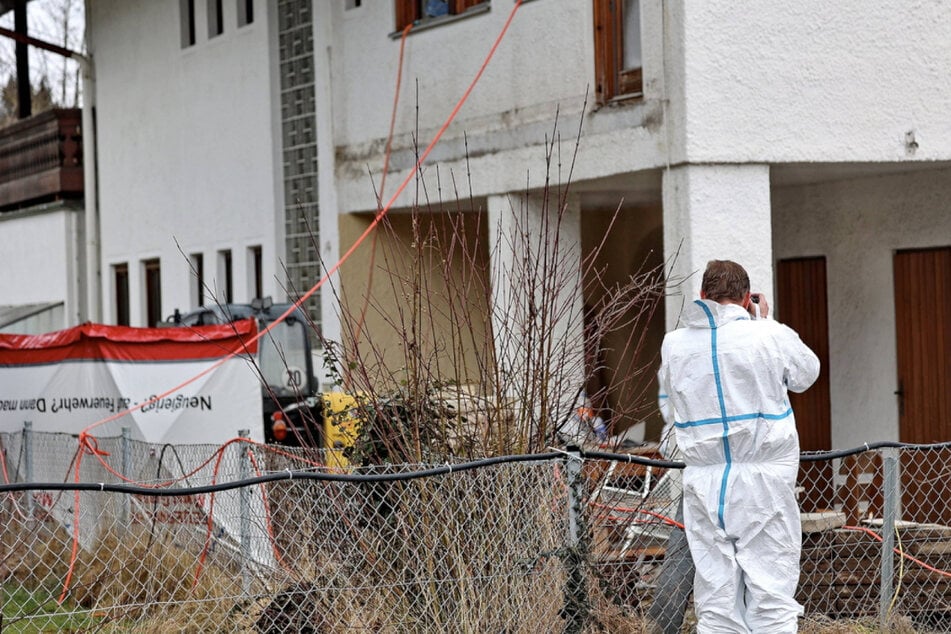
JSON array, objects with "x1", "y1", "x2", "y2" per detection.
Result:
[{"x1": 659, "y1": 260, "x2": 820, "y2": 633}]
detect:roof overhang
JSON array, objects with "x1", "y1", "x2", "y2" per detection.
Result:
[{"x1": 0, "y1": 301, "x2": 64, "y2": 332}]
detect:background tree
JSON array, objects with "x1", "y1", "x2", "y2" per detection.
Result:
[{"x1": 0, "y1": 0, "x2": 84, "y2": 126}]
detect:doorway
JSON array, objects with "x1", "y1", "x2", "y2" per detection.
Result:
[{"x1": 777, "y1": 257, "x2": 832, "y2": 512}]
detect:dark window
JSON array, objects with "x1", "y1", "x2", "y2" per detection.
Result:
[
  {"x1": 250, "y1": 245, "x2": 263, "y2": 300},
  {"x1": 394, "y1": 0, "x2": 487, "y2": 30},
  {"x1": 191, "y1": 253, "x2": 205, "y2": 307},
  {"x1": 143, "y1": 259, "x2": 162, "y2": 327},
  {"x1": 593, "y1": 0, "x2": 642, "y2": 103},
  {"x1": 114, "y1": 263, "x2": 130, "y2": 326},
  {"x1": 208, "y1": 0, "x2": 224, "y2": 37},
  {"x1": 218, "y1": 249, "x2": 233, "y2": 303},
  {"x1": 238, "y1": 0, "x2": 254, "y2": 26},
  {"x1": 181, "y1": 0, "x2": 196, "y2": 47}
]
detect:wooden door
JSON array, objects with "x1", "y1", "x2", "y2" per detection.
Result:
[
  {"x1": 893, "y1": 247, "x2": 951, "y2": 524},
  {"x1": 894, "y1": 247, "x2": 951, "y2": 443},
  {"x1": 777, "y1": 257, "x2": 833, "y2": 512}
]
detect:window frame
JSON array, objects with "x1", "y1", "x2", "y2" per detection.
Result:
[
  {"x1": 393, "y1": 0, "x2": 489, "y2": 33},
  {"x1": 593, "y1": 0, "x2": 643, "y2": 104}
]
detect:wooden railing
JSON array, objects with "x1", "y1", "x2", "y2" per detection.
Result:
[{"x1": 0, "y1": 108, "x2": 83, "y2": 211}]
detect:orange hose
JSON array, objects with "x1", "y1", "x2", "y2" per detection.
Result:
[{"x1": 844, "y1": 524, "x2": 951, "y2": 578}]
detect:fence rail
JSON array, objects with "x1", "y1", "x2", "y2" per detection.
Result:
[{"x1": 2, "y1": 429, "x2": 951, "y2": 632}]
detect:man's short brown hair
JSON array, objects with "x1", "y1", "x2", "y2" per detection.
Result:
[{"x1": 701, "y1": 260, "x2": 750, "y2": 302}]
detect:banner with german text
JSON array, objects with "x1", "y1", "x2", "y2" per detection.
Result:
[{"x1": 0, "y1": 319, "x2": 263, "y2": 443}]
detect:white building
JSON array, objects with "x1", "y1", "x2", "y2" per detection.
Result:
[{"x1": 2, "y1": 0, "x2": 949, "y2": 457}]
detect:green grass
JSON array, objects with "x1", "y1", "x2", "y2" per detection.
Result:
[{"x1": 2, "y1": 584, "x2": 105, "y2": 633}]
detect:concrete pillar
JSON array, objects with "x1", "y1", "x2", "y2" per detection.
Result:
[
  {"x1": 487, "y1": 191, "x2": 585, "y2": 436},
  {"x1": 662, "y1": 164, "x2": 773, "y2": 330},
  {"x1": 312, "y1": 1, "x2": 343, "y2": 367}
]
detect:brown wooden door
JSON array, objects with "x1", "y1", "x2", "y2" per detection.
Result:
[
  {"x1": 893, "y1": 247, "x2": 951, "y2": 524},
  {"x1": 777, "y1": 257, "x2": 833, "y2": 512},
  {"x1": 894, "y1": 247, "x2": 951, "y2": 443}
]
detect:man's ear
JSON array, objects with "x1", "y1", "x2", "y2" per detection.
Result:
[{"x1": 741, "y1": 291, "x2": 752, "y2": 308}]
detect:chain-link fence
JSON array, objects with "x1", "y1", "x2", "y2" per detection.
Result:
[{"x1": 2, "y1": 428, "x2": 951, "y2": 632}]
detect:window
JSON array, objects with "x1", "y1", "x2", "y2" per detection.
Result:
[
  {"x1": 249, "y1": 245, "x2": 263, "y2": 300},
  {"x1": 180, "y1": 0, "x2": 196, "y2": 47},
  {"x1": 394, "y1": 0, "x2": 488, "y2": 31},
  {"x1": 593, "y1": 0, "x2": 642, "y2": 103},
  {"x1": 237, "y1": 0, "x2": 254, "y2": 26},
  {"x1": 190, "y1": 252, "x2": 205, "y2": 308},
  {"x1": 114, "y1": 263, "x2": 130, "y2": 326},
  {"x1": 143, "y1": 259, "x2": 162, "y2": 327},
  {"x1": 208, "y1": 0, "x2": 224, "y2": 37},
  {"x1": 217, "y1": 249, "x2": 233, "y2": 303}
]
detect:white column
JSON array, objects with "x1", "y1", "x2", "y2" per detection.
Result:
[
  {"x1": 312, "y1": 1, "x2": 343, "y2": 385},
  {"x1": 64, "y1": 209, "x2": 82, "y2": 326},
  {"x1": 487, "y1": 192, "x2": 586, "y2": 439},
  {"x1": 662, "y1": 164, "x2": 773, "y2": 330}
]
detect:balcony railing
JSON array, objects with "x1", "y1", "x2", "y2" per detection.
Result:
[{"x1": 0, "y1": 108, "x2": 83, "y2": 211}]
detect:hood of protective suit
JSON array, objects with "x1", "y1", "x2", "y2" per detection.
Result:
[{"x1": 679, "y1": 298, "x2": 750, "y2": 329}]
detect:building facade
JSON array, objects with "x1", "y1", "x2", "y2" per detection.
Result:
[
  {"x1": 2, "y1": 0, "x2": 950, "y2": 451},
  {"x1": 312, "y1": 0, "x2": 951, "y2": 451}
]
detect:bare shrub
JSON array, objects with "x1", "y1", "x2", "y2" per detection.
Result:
[{"x1": 309, "y1": 118, "x2": 666, "y2": 465}]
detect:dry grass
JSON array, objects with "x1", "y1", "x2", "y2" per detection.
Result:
[
  {"x1": 800, "y1": 614, "x2": 921, "y2": 633},
  {"x1": 71, "y1": 527, "x2": 244, "y2": 629},
  {"x1": 1, "y1": 519, "x2": 246, "y2": 631}
]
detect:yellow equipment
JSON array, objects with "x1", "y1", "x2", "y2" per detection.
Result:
[{"x1": 321, "y1": 392, "x2": 362, "y2": 468}]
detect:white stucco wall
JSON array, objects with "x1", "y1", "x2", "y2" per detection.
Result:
[
  {"x1": 681, "y1": 0, "x2": 951, "y2": 163},
  {"x1": 89, "y1": 0, "x2": 282, "y2": 325},
  {"x1": 0, "y1": 208, "x2": 79, "y2": 326},
  {"x1": 322, "y1": 0, "x2": 673, "y2": 213},
  {"x1": 662, "y1": 164, "x2": 774, "y2": 329},
  {"x1": 332, "y1": 1, "x2": 593, "y2": 149},
  {"x1": 772, "y1": 166, "x2": 951, "y2": 448},
  {"x1": 324, "y1": 0, "x2": 951, "y2": 215}
]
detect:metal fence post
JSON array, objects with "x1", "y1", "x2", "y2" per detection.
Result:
[
  {"x1": 879, "y1": 447, "x2": 899, "y2": 625},
  {"x1": 238, "y1": 429, "x2": 251, "y2": 595},
  {"x1": 121, "y1": 427, "x2": 131, "y2": 529},
  {"x1": 23, "y1": 421, "x2": 33, "y2": 520},
  {"x1": 563, "y1": 446, "x2": 588, "y2": 633}
]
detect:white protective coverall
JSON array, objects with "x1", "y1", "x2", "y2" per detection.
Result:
[{"x1": 659, "y1": 299, "x2": 819, "y2": 633}]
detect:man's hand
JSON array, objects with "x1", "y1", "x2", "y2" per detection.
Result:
[{"x1": 748, "y1": 293, "x2": 770, "y2": 319}]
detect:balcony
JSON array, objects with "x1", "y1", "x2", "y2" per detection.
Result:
[{"x1": 0, "y1": 108, "x2": 83, "y2": 211}]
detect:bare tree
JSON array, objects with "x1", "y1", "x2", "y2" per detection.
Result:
[{"x1": 0, "y1": 0, "x2": 84, "y2": 122}]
